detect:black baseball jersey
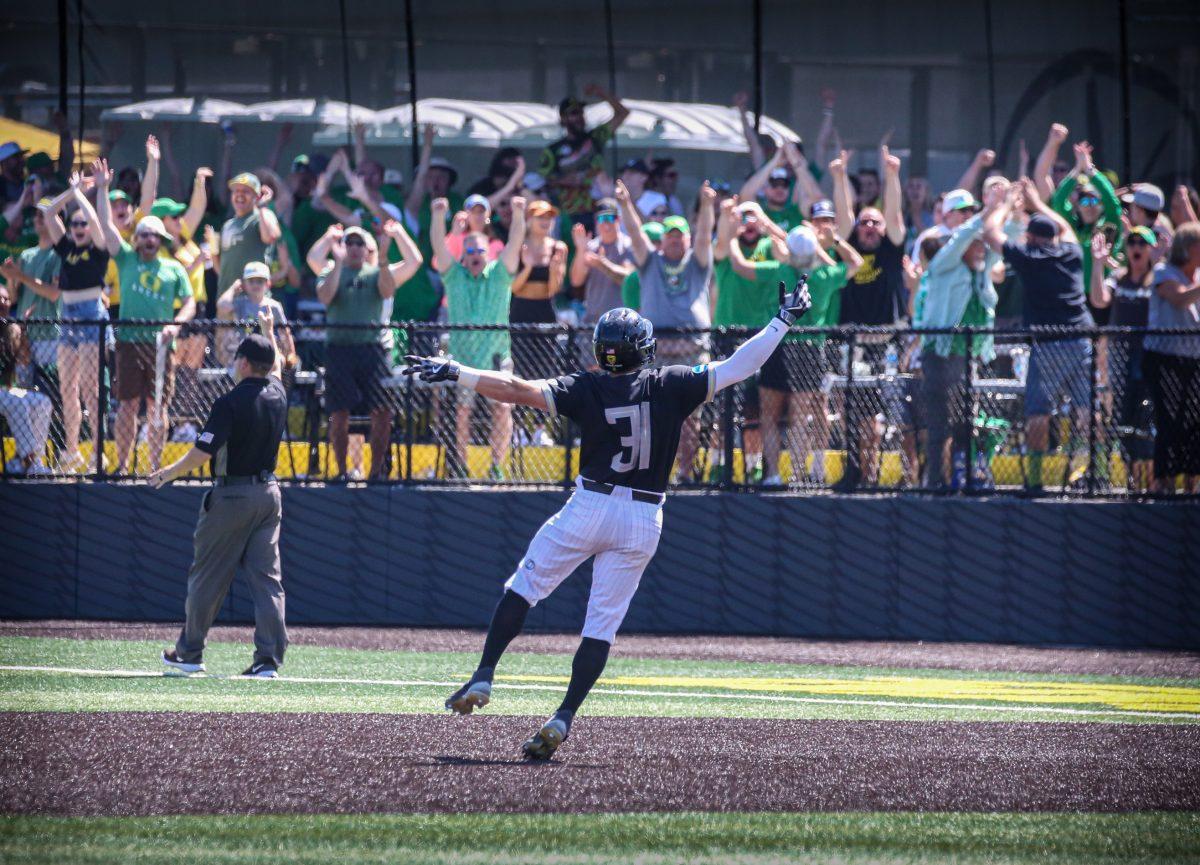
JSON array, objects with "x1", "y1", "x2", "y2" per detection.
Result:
[
  {"x1": 195, "y1": 375, "x2": 287, "y2": 477},
  {"x1": 542, "y1": 364, "x2": 715, "y2": 493}
]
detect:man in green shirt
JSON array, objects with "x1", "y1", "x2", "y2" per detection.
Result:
[
  {"x1": 729, "y1": 222, "x2": 862, "y2": 486},
  {"x1": 430, "y1": 194, "x2": 527, "y2": 480},
  {"x1": 102, "y1": 214, "x2": 196, "y2": 475},
  {"x1": 317, "y1": 220, "x2": 425, "y2": 481},
  {"x1": 219, "y1": 172, "x2": 282, "y2": 294}
]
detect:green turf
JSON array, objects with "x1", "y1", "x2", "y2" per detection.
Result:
[
  {"x1": 1, "y1": 812, "x2": 1197, "y2": 865},
  {"x1": 0, "y1": 636, "x2": 1196, "y2": 724}
]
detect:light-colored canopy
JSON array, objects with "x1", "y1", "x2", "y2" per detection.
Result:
[{"x1": 100, "y1": 98, "x2": 249, "y2": 123}]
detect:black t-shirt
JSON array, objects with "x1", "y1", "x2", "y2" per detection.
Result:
[
  {"x1": 195, "y1": 375, "x2": 287, "y2": 477},
  {"x1": 544, "y1": 364, "x2": 714, "y2": 493},
  {"x1": 1002, "y1": 240, "x2": 1093, "y2": 327},
  {"x1": 1106, "y1": 272, "x2": 1152, "y2": 328},
  {"x1": 840, "y1": 235, "x2": 904, "y2": 325},
  {"x1": 53, "y1": 236, "x2": 111, "y2": 292}
]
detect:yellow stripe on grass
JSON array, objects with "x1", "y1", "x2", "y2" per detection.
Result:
[{"x1": 499, "y1": 674, "x2": 1200, "y2": 714}]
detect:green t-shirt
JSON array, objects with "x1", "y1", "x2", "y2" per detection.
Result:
[
  {"x1": 16, "y1": 244, "x2": 62, "y2": 345},
  {"x1": 745, "y1": 259, "x2": 847, "y2": 344},
  {"x1": 321, "y1": 263, "x2": 390, "y2": 346},
  {"x1": 949, "y1": 290, "x2": 990, "y2": 357},
  {"x1": 114, "y1": 241, "x2": 193, "y2": 343},
  {"x1": 443, "y1": 259, "x2": 512, "y2": 370},
  {"x1": 713, "y1": 237, "x2": 777, "y2": 328},
  {"x1": 218, "y1": 211, "x2": 269, "y2": 293},
  {"x1": 621, "y1": 270, "x2": 641, "y2": 311},
  {"x1": 265, "y1": 220, "x2": 302, "y2": 295},
  {"x1": 761, "y1": 202, "x2": 805, "y2": 233}
]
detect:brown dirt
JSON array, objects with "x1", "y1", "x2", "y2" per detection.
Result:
[
  {"x1": 4, "y1": 620, "x2": 1198, "y2": 679},
  {"x1": 1, "y1": 711, "x2": 1196, "y2": 816}
]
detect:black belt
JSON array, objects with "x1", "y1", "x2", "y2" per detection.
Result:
[
  {"x1": 581, "y1": 478, "x2": 665, "y2": 505},
  {"x1": 214, "y1": 472, "x2": 276, "y2": 487}
]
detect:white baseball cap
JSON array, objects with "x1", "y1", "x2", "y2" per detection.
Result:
[
  {"x1": 785, "y1": 224, "x2": 818, "y2": 264},
  {"x1": 243, "y1": 261, "x2": 271, "y2": 281},
  {"x1": 637, "y1": 190, "x2": 669, "y2": 215},
  {"x1": 464, "y1": 193, "x2": 491, "y2": 215},
  {"x1": 1121, "y1": 183, "x2": 1165, "y2": 211},
  {"x1": 943, "y1": 188, "x2": 979, "y2": 212}
]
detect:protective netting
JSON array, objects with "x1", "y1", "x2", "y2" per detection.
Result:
[{"x1": 2, "y1": 318, "x2": 1197, "y2": 496}]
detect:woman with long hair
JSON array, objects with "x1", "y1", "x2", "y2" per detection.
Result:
[{"x1": 509, "y1": 200, "x2": 567, "y2": 381}]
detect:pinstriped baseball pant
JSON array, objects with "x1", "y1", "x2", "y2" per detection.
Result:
[{"x1": 504, "y1": 476, "x2": 663, "y2": 643}]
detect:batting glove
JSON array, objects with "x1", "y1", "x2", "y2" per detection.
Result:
[
  {"x1": 775, "y1": 277, "x2": 813, "y2": 326},
  {"x1": 402, "y1": 354, "x2": 460, "y2": 383}
]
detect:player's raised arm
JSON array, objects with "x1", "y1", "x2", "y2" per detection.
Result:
[
  {"x1": 400, "y1": 355, "x2": 550, "y2": 411},
  {"x1": 707, "y1": 279, "x2": 812, "y2": 394}
]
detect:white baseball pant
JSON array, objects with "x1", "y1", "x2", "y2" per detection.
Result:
[{"x1": 505, "y1": 476, "x2": 663, "y2": 643}]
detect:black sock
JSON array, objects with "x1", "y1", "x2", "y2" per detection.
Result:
[
  {"x1": 476, "y1": 590, "x2": 530, "y2": 676},
  {"x1": 557, "y1": 637, "x2": 611, "y2": 715}
]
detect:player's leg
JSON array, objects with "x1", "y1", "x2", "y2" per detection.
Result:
[
  {"x1": 237, "y1": 484, "x2": 287, "y2": 676},
  {"x1": 446, "y1": 490, "x2": 602, "y2": 713}
]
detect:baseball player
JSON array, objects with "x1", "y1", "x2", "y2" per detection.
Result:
[{"x1": 403, "y1": 279, "x2": 811, "y2": 759}]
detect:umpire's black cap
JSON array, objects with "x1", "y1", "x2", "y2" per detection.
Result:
[{"x1": 235, "y1": 333, "x2": 275, "y2": 368}]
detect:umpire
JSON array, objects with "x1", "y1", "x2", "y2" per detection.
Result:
[{"x1": 149, "y1": 307, "x2": 289, "y2": 678}]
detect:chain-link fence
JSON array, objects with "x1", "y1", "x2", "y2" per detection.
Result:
[{"x1": 3, "y1": 318, "x2": 1198, "y2": 496}]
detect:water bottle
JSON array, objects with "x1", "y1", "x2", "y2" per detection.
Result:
[
  {"x1": 951, "y1": 450, "x2": 967, "y2": 491},
  {"x1": 884, "y1": 344, "x2": 899, "y2": 376}
]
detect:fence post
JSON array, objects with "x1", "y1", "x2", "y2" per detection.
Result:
[
  {"x1": 94, "y1": 318, "x2": 107, "y2": 481},
  {"x1": 844, "y1": 329, "x2": 857, "y2": 492},
  {"x1": 1087, "y1": 329, "x2": 1098, "y2": 496},
  {"x1": 562, "y1": 324, "x2": 575, "y2": 488},
  {"x1": 722, "y1": 331, "x2": 735, "y2": 490},
  {"x1": 962, "y1": 326, "x2": 975, "y2": 495},
  {"x1": 403, "y1": 323, "x2": 414, "y2": 485}
]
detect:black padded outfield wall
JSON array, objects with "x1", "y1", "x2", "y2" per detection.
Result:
[{"x1": 3, "y1": 484, "x2": 1198, "y2": 650}]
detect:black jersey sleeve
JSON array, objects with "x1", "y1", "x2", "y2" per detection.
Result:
[
  {"x1": 658, "y1": 363, "x2": 716, "y2": 416},
  {"x1": 541, "y1": 374, "x2": 588, "y2": 422},
  {"x1": 195, "y1": 394, "x2": 234, "y2": 455}
]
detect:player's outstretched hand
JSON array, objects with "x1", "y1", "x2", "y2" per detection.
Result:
[
  {"x1": 402, "y1": 354, "x2": 460, "y2": 383},
  {"x1": 776, "y1": 277, "x2": 812, "y2": 325}
]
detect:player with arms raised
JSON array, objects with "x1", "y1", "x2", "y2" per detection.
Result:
[{"x1": 404, "y1": 248, "x2": 810, "y2": 760}]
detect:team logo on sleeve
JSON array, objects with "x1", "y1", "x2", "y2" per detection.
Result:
[{"x1": 691, "y1": 364, "x2": 707, "y2": 374}]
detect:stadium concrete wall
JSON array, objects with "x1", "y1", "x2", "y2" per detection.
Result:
[{"x1": 3, "y1": 484, "x2": 1198, "y2": 650}]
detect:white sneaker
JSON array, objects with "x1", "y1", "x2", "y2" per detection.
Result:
[{"x1": 56, "y1": 451, "x2": 86, "y2": 474}]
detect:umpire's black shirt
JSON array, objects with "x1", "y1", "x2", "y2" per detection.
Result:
[{"x1": 195, "y1": 375, "x2": 287, "y2": 477}]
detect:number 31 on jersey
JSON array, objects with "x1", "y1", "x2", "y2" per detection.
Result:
[{"x1": 605, "y1": 402, "x2": 651, "y2": 472}]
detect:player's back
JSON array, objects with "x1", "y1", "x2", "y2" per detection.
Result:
[{"x1": 544, "y1": 363, "x2": 714, "y2": 493}]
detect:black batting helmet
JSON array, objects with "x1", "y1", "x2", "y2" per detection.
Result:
[{"x1": 593, "y1": 307, "x2": 656, "y2": 373}]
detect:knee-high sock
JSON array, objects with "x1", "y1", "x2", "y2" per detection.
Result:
[
  {"x1": 557, "y1": 637, "x2": 611, "y2": 715},
  {"x1": 475, "y1": 589, "x2": 530, "y2": 677}
]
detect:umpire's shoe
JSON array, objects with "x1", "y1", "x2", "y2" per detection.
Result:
[
  {"x1": 522, "y1": 711, "x2": 572, "y2": 761},
  {"x1": 242, "y1": 661, "x2": 279, "y2": 679},
  {"x1": 445, "y1": 677, "x2": 492, "y2": 714},
  {"x1": 161, "y1": 649, "x2": 205, "y2": 676}
]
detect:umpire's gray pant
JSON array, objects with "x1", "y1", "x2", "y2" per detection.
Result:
[{"x1": 175, "y1": 482, "x2": 287, "y2": 667}]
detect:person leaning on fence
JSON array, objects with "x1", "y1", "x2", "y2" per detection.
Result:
[
  {"x1": 985, "y1": 178, "x2": 1098, "y2": 493},
  {"x1": 0, "y1": 282, "x2": 53, "y2": 475},
  {"x1": 1144, "y1": 222, "x2": 1200, "y2": 494},
  {"x1": 430, "y1": 195, "x2": 527, "y2": 480},
  {"x1": 920, "y1": 182, "x2": 1006, "y2": 489},
  {"x1": 150, "y1": 307, "x2": 288, "y2": 679},
  {"x1": 317, "y1": 220, "x2": 424, "y2": 481},
  {"x1": 615, "y1": 179, "x2": 715, "y2": 483}
]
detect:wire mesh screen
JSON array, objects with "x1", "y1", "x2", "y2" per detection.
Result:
[{"x1": 2, "y1": 318, "x2": 1198, "y2": 496}]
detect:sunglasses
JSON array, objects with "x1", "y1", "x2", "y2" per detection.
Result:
[
  {"x1": 596, "y1": 213, "x2": 617, "y2": 223},
  {"x1": 741, "y1": 214, "x2": 759, "y2": 224},
  {"x1": 69, "y1": 220, "x2": 89, "y2": 228},
  {"x1": 344, "y1": 238, "x2": 366, "y2": 247},
  {"x1": 463, "y1": 246, "x2": 486, "y2": 256},
  {"x1": 1078, "y1": 196, "x2": 1101, "y2": 207},
  {"x1": 1126, "y1": 237, "x2": 1149, "y2": 247},
  {"x1": 135, "y1": 232, "x2": 159, "y2": 240},
  {"x1": 767, "y1": 179, "x2": 790, "y2": 188}
]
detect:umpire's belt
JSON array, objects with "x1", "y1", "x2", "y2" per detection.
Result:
[
  {"x1": 214, "y1": 472, "x2": 276, "y2": 487},
  {"x1": 580, "y1": 478, "x2": 665, "y2": 505}
]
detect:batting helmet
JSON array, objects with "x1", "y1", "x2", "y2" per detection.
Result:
[{"x1": 593, "y1": 307, "x2": 656, "y2": 373}]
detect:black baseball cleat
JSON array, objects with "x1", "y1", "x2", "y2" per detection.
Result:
[
  {"x1": 241, "y1": 661, "x2": 279, "y2": 678},
  {"x1": 522, "y1": 711, "x2": 573, "y2": 760},
  {"x1": 161, "y1": 649, "x2": 205, "y2": 676},
  {"x1": 445, "y1": 677, "x2": 492, "y2": 714}
]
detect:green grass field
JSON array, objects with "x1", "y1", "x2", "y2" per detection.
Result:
[{"x1": 1, "y1": 632, "x2": 1197, "y2": 865}]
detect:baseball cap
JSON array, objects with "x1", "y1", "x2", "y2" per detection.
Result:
[
  {"x1": 786, "y1": 224, "x2": 818, "y2": 263},
  {"x1": 1027, "y1": 213, "x2": 1059, "y2": 239},
  {"x1": 149, "y1": 197, "x2": 187, "y2": 218},
  {"x1": 291, "y1": 154, "x2": 311, "y2": 172},
  {"x1": 135, "y1": 215, "x2": 172, "y2": 240},
  {"x1": 768, "y1": 167, "x2": 791, "y2": 182},
  {"x1": 641, "y1": 221, "x2": 665, "y2": 243},
  {"x1": 383, "y1": 168, "x2": 404, "y2": 186},
  {"x1": 108, "y1": 190, "x2": 131, "y2": 203},
  {"x1": 26, "y1": 152, "x2": 53, "y2": 171},
  {"x1": 464, "y1": 193, "x2": 491, "y2": 215},
  {"x1": 734, "y1": 202, "x2": 758, "y2": 217},
  {"x1": 228, "y1": 172, "x2": 261, "y2": 194},
  {"x1": 527, "y1": 199, "x2": 560, "y2": 218},
  {"x1": 811, "y1": 199, "x2": 836, "y2": 219},
  {"x1": 379, "y1": 202, "x2": 403, "y2": 222},
  {"x1": 427, "y1": 156, "x2": 458, "y2": 186},
  {"x1": 943, "y1": 188, "x2": 979, "y2": 212},
  {"x1": 235, "y1": 333, "x2": 276, "y2": 368},
  {"x1": 637, "y1": 190, "x2": 669, "y2": 215},
  {"x1": 0, "y1": 141, "x2": 27, "y2": 162},
  {"x1": 594, "y1": 197, "x2": 619, "y2": 216},
  {"x1": 1121, "y1": 183, "x2": 1165, "y2": 212},
  {"x1": 243, "y1": 261, "x2": 271, "y2": 282},
  {"x1": 621, "y1": 158, "x2": 650, "y2": 175},
  {"x1": 662, "y1": 215, "x2": 690, "y2": 235},
  {"x1": 343, "y1": 225, "x2": 372, "y2": 242},
  {"x1": 1129, "y1": 226, "x2": 1157, "y2": 245}
]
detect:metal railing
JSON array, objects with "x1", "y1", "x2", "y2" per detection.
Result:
[{"x1": 2, "y1": 318, "x2": 1198, "y2": 498}]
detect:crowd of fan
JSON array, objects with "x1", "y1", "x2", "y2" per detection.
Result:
[{"x1": 1, "y1": 87, "x2": 1199, "y2": 493}]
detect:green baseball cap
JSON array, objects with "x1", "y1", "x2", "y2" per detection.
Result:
[
  {"x1": 661, "y1": 215, "x2": 690, "y2": 235},
  {"x1": 108, "y1": 190, "x2": 131, "y2": 203},
  {"x1": 26, "y1": 152, "x2": 53, "y2": 171},
  {"x1": 1129, "y1": 226, "x2": 1157, "y2": 245},
  {"x1": 642, "y1": 221, "x2": 665, "y2": 243},
  {"x1": 228, "y1": 172, "x2": 261, "y2": 194},
  {"x1": 150, "y1": 197, "x2": 187, "y2": 218}
]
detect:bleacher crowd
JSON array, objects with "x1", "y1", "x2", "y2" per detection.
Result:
[{"x1": 1, "y1": 87, "x2": 1199, "y2": 493}]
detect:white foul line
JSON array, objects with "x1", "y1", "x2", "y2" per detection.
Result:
[{"x1": 0, "y1": 663, "x2": 1196, "y2": 721}]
